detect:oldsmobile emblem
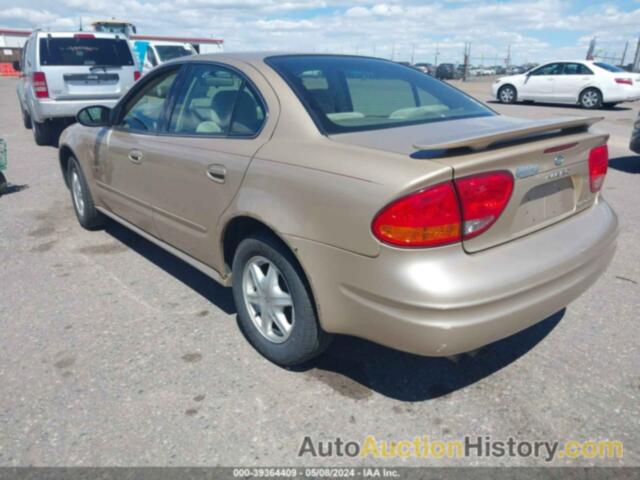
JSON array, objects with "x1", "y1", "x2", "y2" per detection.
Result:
[{"x1": 554, "y1": 154, "x2": 566, "y2": 166}]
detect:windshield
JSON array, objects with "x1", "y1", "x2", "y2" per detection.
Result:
[
  {"x1": 39, "y1": 37, "x2": 134, "y2": 67},
  {"x1": 266, "y1": 55, "x2": 494, "y2": 134},
  {"x1": 594, "y1": 62, "x2": 626, "y2": 73},
  {"x1": 155, "y1": 45, "x2": 194, "y2": 62}
]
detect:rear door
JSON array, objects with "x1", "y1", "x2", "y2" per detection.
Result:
[
  {"x1": 144, "y1": 62, "x2": 273, "y2": 268},
  {"x1": 520, "y1": 63, "x2": 562, "y2": 101},
  {"x1": 554, "y1": 63, "x2": 594, "y2": 102},
  {"x1": 95, "y1": 66, "x2": 182, "y2": 233},
  {"x1": 37, "y1": 34, "x2": 137, "y2": 101}
]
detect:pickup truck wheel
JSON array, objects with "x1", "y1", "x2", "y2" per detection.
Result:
[
  {"x1": 21, "y1": 106, "x2": 32, "y2": 130},
  {"x1": 232, "y1": 233, "x2": 332, "y2": 366},
  {"x1": 67, "y1": 156, "x2": 106, "y2": 230},
  {"x1": 32, "y1": 119, "x2": 51, "y2": 146}
]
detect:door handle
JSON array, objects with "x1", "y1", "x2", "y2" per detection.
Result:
[
  {"x1": 128, "y1": 150, "x2": 143, "y2": 164},
  {"x1": 206, "y1": 164, "x2": 226, "y2": 184}
]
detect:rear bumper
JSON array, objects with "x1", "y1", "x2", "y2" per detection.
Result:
[
  {"x1": 287, "y1": 199, "x2": 618, "y2": 356},
  {"x1": 29, "y1": 97, "x2": 119, "y2": 123}
]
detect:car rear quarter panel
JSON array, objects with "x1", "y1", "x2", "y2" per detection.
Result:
[{"x1": 220, "y1": 138, "x2": 452, "y2": 258}]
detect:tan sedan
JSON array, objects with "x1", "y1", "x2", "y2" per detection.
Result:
[{"x1": 58, "y1": 53, "x2": 618, "y2": 366}]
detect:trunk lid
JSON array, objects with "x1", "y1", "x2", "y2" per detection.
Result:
[{"x1": 330, "y1": 115, "x2": 608, "y2": 253}]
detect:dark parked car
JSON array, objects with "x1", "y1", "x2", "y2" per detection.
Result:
[
  {"x1": 436, "y1": 63, "x2": 458, "y2": 80},
  {"x1": 630, "y1": 111, "x2": 640, "y2": 153}
]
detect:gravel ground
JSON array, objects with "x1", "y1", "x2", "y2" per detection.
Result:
[{"x1": 0, "y1": 76, "x2": 638, "y2": 467}]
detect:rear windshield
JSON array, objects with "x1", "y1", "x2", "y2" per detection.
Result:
[
  {"x1": 155, "y1": 45, "x2": 194, "y2": 62},
  {"x1": 266, "y1": 55, "x2": 493, "y2": 134},
  {"x1": 39, "y1": 37, "x2": 134, "y2": 67},
  {"x1": 594, "y1": 62, "x2": 625, "y2": 73}
]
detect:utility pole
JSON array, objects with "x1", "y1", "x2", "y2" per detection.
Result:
[
  {"x1": 621, "y1": 41, "x2": 629, "y2": 66},
  {"x1": 434, "y1": 43, "x2": 439, "y2": 67},
  {"x1": 506, "y1": 44, "x2": 511, "y2": 67},
  {"x1": 411, "y1": 43, "x2": 416, "y2": 65},
  {"x1": 463, "y1": 42, "x2": 471, "y2": 82},
  {"x1": 586, "y1": 37, "x2": 596, "y2": 60},
  {"x1": 633, "y1": 35, "x2": 640, "y2": 72}
]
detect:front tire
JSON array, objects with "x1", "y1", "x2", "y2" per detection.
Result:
[
  {"x1": 67, "y1": 156, "x2": 106, "y2": 230},
  {"x1": 579, "y1": 88, "x2": 602, "y2": 109},
  {"x1": 498, "y1": 85, "x2": 517, "y2": 104},
  {"x1": 232, "y1": 233, "x2": 331, "y2": 366},
  {"x1": 32, "y1": 118, "x2": 51, "y2": 146}
]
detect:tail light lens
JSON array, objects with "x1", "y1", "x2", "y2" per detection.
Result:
[
  {"x1": 454, "y1": 171, "x2": 514, "y2": 240},
  {"x1": 588, "y1": 144, "x2": 608, "y2": 193},
  {"x1": 372, "y1": 182, "x2": 461, "y2": 247},
  {"x1": 73, "y1": 33, "x2": 95, "y2": 39},
  {"x1": 32, "y1": 72, "x2": 49, "y2": 98},
  {"x1": 372, "y1": 171, "x2": 514, "y2": 248},
  {"x1": 134, "y1": 70, "x2": 142, "y2": 81},
  {"x1": 615, "y1": 78, "x2": 633, "y2": 85}
]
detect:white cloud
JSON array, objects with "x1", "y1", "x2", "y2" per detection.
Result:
[{"x1": 0, "y1": 0, "x2": 638, "y2": 65}]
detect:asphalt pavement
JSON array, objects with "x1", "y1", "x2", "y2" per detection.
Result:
[{"x1": 0, "y1": 77, "x2": 638, "y2": 467}]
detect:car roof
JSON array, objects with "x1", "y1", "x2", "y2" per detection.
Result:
[{"x1": 34, "y1": 31, "x2": 127, "y2": 39}]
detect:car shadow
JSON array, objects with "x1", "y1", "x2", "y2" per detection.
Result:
[
  {"x1": 295, "y1": 310, "x2": 565, "y2": 402},
  {"x1": 609, "y1": 155, "x2": 640, "y2": 173},
  {"x1": 486, "y1": 100, "x2": 632, "y2": 111},
  {"x1": 102, "y1": 219, "x2": 564, "y2": 402},
  {"x1": 0, "y1": 183, "x2": 29, "y2": 196},
  {"x1": 104, "y1": 221, "x2": 237, "y2": 314}
]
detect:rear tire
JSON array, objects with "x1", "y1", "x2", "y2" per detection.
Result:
[
  {"x1": 232, "y1": 233, "x2": 332, "y2": 366},
  {"x1": 579, "y1": 88, "x2": 602, "y2": 109},
  {"x1": 67, "y1": 156, "x2": 106, "y2": 230},
  {"x1": 498, "y1": 85, "x2": 517, "y2": 104},
  {"x1": 32, "y1": 118, "x2": 51, "y2": 146},
  {"x1": 21, "y1": 104, "x2": 32, "y2": 130}
]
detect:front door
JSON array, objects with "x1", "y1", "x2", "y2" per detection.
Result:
[
  {"x1": 94, "y1": 66, "x2": 181, "y2": 233},
  {"x1": 520, "y1": 63, "x2": 563, "y2": 101},
  {"x1": 144, "y1": 63, "x2": 270, "y2": 269}
]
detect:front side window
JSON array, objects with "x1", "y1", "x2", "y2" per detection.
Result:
[
  {"x1": 118, "y1": 67, "x2": 179, "y2": 132},
  {"x1": 266, "y1": 55, "x2": 493, "y2": 134},
  {"x1": 168, "y1": 64, "x2": 265, "y2": 136},
  {"x1": 155, "y1": 45, "x2": 194, "y2": 62},
  {"x1": 39, "y1": 37, "x2": 134, "y2": 67},
  {"x1": 531, "y1": 63, "x2": 563, "y2": 76}
]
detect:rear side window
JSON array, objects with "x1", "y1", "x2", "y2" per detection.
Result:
[
  {"x1": 266, "y1": 55, "x2": 493, "y2": 134},
  {"x1": 563, "y1": 63, "x2": 593, "y2": 75},
  {"x1": 594, "y1": 62, "x2": 626, "y2": 73},
  {"x1": 39, "y1": 37, "x2": 134, "y2": 67},
  {"x1": 168, "y1": 64, "x2": 265, "y2": 136}
]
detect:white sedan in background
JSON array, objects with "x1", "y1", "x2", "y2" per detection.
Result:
[{"x1": 492, "y1": 61, "x2": 640, "y2": 109}]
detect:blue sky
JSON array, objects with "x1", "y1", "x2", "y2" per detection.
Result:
[{"x1": 1, "y1": 0, "x2": 640, "y2": 65}]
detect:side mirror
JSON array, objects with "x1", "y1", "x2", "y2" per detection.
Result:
[
  {"x1": 77, "y1": 105, "x2": 111, "y2": 127},
  {"x1": 12, "y1": 60, "x2": 21, "y2": 72}
]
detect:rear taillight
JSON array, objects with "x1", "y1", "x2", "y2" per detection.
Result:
[
  {"x1": 372, "y1": 171, "x2": 514, "y2": 248},
  {"x1": 32, "y1": 72, "x2": 49, "y2": 98},
  {"x1": 134, "y1": 70, "x2": 142, "y2": 81},
  {"x1": 74, "y1": 33, "x2": 95, "y2": 39},
  {"x1": 588, "y1": 144, "x2": 608, "y2": 193},
  {"x1": 455, "y1": 171, "x2": 514, "y2": 240},
  {"x1": 615, "y1": 78, "x2": 633, "y2": 85},
  {"x1": 372, "y1": 182, "x2": 462, "y2": 247}
]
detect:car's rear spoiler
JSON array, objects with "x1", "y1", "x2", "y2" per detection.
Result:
[{"x1": 413, "y1": 117, "x2": 603, "y2": 152}]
